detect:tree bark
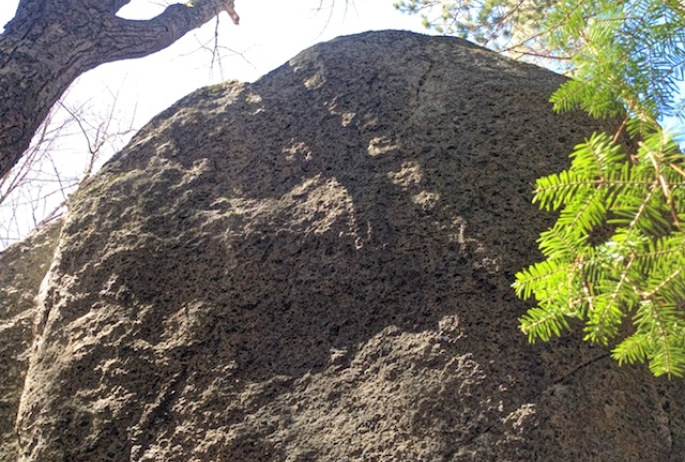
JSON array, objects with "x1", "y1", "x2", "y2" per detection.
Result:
[{"x1": 0, "y1": 0, "x2": 239, "y2": 180}]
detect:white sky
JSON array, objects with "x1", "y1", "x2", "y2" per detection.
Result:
[
  {"x1": 0, "y1": 0, "x2": 432, "y2": 247},
  {"x1": 2, "y1": 0, "x2": 430, "y2": 128}
]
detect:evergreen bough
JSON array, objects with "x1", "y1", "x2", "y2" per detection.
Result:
[
  {"x1": 398, "y1": 0, "x2": 685, "y2": 376},
  {"x1": 514, "y1": 128, "x2": 685, "y2": 377}
]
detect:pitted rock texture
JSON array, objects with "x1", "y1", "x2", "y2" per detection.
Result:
[
  {"x1": 11, "y1": 31, "x2": 685, "y2": 461},
  {"x1": 0, "y1": 221, "x2": 61, "y2": 462}
]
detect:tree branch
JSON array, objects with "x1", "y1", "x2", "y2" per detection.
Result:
[
  {"x1": 99, "y1": 0, "x2": 239, "y2": 63},
  {"x1": 0, "y1": 0, "x2": 239, "y2": 180}
]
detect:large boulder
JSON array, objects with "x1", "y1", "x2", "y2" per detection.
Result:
[
  {"x1": 9, "y1": 31, "x2": 685, "y2": 461},
  {"x1": 0, "y1": 222, "x2": 61, "y2": 462}
]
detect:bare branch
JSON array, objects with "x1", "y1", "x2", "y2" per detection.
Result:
[
  {"x1": 0, "y1": 83, "x2": 135, "y2": 249},
  {"x1": 0, "y1": 0, "x2": 239, "y2": 180},
  {"x1": 100, "y1": 0, "x2": 239, "y2": 63}
]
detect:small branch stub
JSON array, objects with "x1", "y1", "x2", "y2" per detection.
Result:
[{"x1": 225, "y1": 0, "x2": 240, "y2": 24}]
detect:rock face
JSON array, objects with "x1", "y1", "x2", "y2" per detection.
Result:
[
  {"x1": 0, "y1": 222, "x2": 61, "y2": 462},
  {"x1": 5, "y1": 31, "x2": 685, "y2": 461}
]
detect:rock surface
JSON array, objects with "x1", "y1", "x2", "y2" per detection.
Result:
[
  {"x1": 5, "y1": 30, "x2": 684, "y2": 461},
  {"x1": 0, "y1": 221, "x2": 61, "y2": 462}
]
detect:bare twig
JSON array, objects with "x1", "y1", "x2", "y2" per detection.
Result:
[{"x1": 0, "y1": 84, "x2": 135, "y2": 250}]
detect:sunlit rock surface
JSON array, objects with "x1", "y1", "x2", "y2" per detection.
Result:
[{"x1": 6, "y1": 31, "x2": 684, "y2": 461}]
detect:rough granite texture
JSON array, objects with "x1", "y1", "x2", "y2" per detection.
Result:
[
  {"x1": 0, "y1": 221, "x2": 61, "y2": 462},
  {"x1": 5, "y1": 31, "x2": 685, "y2": 461}
]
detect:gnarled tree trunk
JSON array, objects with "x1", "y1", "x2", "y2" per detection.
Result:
[{"x1": 0, "y1": 0, "x2": 239, "y2": 180}]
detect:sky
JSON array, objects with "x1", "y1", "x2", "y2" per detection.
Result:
[
  {"x1": 2, "y1": 0, "x2": 430, "y2": 127},
  {"x1": 0, "y1": 0, "x2": 433, "y2": 248}
]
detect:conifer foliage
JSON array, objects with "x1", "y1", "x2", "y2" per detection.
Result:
[
  {"x1": 514, "y1": 128, "x2": 685, "y2": 377},
  {"x1": 398, "y1": 0, "x2": 685, "y2": 376}
]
